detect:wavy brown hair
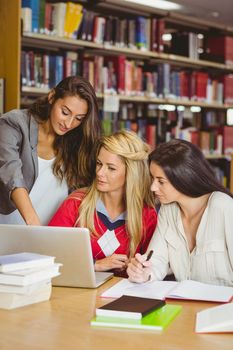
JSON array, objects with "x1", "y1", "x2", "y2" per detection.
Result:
[{"x1": 29, "y1": 76, "x2": 101, "y2": 188}]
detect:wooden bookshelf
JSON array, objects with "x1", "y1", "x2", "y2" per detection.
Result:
[
  {"x1": 21, "y1": 87, "x2": 233, "y2": 110},
  {"x1": 22, "y1": 32, "x2": 233, "y2": 72},
  {"x1": 22, "y1": 32, "x2": 103, "y2": 50},
  {"x1": 0, "y1": 0, "x2": 21, "y2": 111}
]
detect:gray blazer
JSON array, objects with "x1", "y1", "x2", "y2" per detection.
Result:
[{"x1": 0, "y1": 109, "x2": 39, "y2": 214}]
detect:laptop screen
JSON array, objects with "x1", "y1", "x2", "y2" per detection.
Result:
[{"x1": 0, "y1": 224, "x2": 112, "y2": 288}]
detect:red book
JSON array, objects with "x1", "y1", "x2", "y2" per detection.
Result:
[
  {"x1": 104, "y1": 55, "x2": 126, "y2": 94},
  {"x1": 146, "y1": 124, "x2": 157, "y2": 149},
  {"x1": 222, "y1": 126, "x2": 233, "y2": 154},
  {"x1": 196, "y1": 72, "x2": 209, "y2": 101},
  {"x1": 151, "y1": 17, "x2": 158, "y2": 52},
  {"x1": 190, "y1": 71, "x2": 197, "y2": 100},
  {"x1": 156, "y1": 19, "x2": 165, "y2": 53},
  {"x1": 223, "y1": 74, "x2": 233, "y2": 104},
  {"x1": 190, "y1": 130, "x2": 199, "y2": 147},
  {"x1": 45, "y1": 3, "x2": 53, "y2": 34},
  {"x1": 180, "y1": 71, "x2": 190, "y2": 99},
  {"x1": 205, "y1": 35, "x2": 233, "y2": 65},
  {"x1": 199, "y1": 131, "x2": 210, "y2": 155}
]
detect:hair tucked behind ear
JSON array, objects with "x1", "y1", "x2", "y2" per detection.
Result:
[{"x1": 77, "y1": 130, "x2": 155, "y2": 257}]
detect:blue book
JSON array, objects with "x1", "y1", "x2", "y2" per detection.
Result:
[
  {"x1": 91, "y1": 304, "x2": 182, "y2": 331},
  {"x1": 55, "y1": 56, "x2": 64, "y2": 86},
  {"x1": 136, "y1": 16, "x2": 147, "y2": 50}
]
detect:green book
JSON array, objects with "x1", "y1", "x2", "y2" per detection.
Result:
[{"x1": 90, "y1": 304, "x2": 182, "y2": 332}]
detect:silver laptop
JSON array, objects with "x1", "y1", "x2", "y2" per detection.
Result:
[{"x1": 0, "y1": 224, "x2": 113, "y2": 288}]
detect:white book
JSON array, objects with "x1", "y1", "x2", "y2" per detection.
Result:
[
  {"x1": 0, "y1": 252, "x2": 55, "y2": 272},
  {"x1": 0, "y1": 282, "x2": 52, "y2": 310},
  {"x1": 196, "y1": 303, "x2": 233, "y2": 333},
  {"x1": 52, "y1": 2, "x2": 67, "y2": 37},
  {"x1": 21, "y1": 7, "x2": 32, "y2": 32},
  {"x1": 0, "y1": 264, "x2": 61, "y2": 286},
  {"x1": 0, "y1": 279, "x2": 51, "y2": 295},
  {"x1": 101, "y1": 279, "x2": 233, "y2": 303}
]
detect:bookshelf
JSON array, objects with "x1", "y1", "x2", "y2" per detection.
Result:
[
  {"x1": 0, "y1": 0, "x2": 21, "y2": 111},
  {"x1": 1, "y1": 0, "x2": 233, "y2": 191}
]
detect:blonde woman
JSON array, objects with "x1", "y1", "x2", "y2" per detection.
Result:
[{"x1": 49, "y1": 130, "x2": 157, "y2": 275}]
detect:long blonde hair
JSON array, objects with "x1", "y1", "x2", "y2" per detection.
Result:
[{"x1": 75, "y1": 130, "x2": 154, "y2": 256}]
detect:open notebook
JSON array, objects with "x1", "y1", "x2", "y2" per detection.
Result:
[
  {"x1": 0, "y1": 224, "x2": 113, "y2": 288},
  {"x1": 101, "y1": 279, "x2": 233, "y2": 302}
]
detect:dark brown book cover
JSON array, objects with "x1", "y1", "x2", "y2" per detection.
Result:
[{"x1": 96, "y1": 295, "x2": 165, "y2": 319}]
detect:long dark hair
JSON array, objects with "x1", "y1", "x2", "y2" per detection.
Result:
[
  {"x1": 149, "y1": 139, "x2": 233, "y2": 198},
  {"x1": 29, "y1": 76, "x2": 101, "y2": 188}
]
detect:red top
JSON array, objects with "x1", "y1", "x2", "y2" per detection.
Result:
[{"x1": 49, "y1": 191, "x2": 157, "y2": 260}]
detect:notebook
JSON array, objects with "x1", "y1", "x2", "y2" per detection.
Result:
[
  {"x1": 96, "y1": 295, "x2": 165, "y2": 319},
  {"x1": 0, "y1": 224, "x2": 113, "y2": 288},
  {"x1": 101, "y1": 279, "x2": 233, "y2": 302}
]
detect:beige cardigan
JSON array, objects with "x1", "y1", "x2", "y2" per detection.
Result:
[{"x1": 148, "y1": 191, "x2": 233, "y2": 286}]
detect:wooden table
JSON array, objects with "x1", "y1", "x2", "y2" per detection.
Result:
[{"x1": 0, "y1": 278, "x2": 232, "y2": 350}]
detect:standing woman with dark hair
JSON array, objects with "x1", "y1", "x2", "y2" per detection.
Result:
[
  {"x1": 0, "y1": 76, "x2": 101, "y2": 225},
  {"x1": 127, "y1": 139, "x2": 233, "y2": 286}
]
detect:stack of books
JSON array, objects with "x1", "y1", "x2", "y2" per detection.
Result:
[
  {"x1": 0, "y1": 252, "x2": 61, "y2": 309},
  {"x1": 91, "y1": 295, "x2": 182, "y2": 332}
]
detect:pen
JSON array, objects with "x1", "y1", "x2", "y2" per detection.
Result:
[
  {"x1": 146, "y1": 250, "x2": 153, "y2": 261},
  {"x1": 142, "y1": 250, "x2": 154, "y2": 268}
]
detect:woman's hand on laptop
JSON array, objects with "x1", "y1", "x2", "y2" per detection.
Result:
[{"x1": 94, "y1": 254, "x2": 128, "y2": 272}]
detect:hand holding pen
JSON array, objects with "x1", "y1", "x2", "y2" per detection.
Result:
[{"x1": 127, "y1": 250, "x2": 154, "y2": 283}]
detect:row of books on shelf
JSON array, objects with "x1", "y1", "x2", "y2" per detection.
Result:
[
  {"x1": 22, "y1": 0, "x2": 83, "y2": 40},
  {"x1": 101, "y1": 112, "x2": 233, "y2": 154},
  {"x1": 21, "y1": 1, "x2": 166, "y2": 52},
  {"x1": 21, "y1": 1, "x2": 233, "y2": 66},
  {"x1": 0, "y1": 252, "x2": 61, "y2": 309},
  {"x1": 84, "y1": 56, "x2": 227, "y2": 102},
  {"x1": 85, "y1": 57, "x2": 233, "y2": 104},
  {"x1": 171, "y1": 32, "x2": 233, "y2": 65},
  {"x1": 21, "y1": 51, "x2": 80, "y2": 89},
  {"x1": 21, "y1": 50, "x2": 233, "y2": 104}
]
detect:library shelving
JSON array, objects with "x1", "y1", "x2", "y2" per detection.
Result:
[{"x1": 1, "y1": 0, "x2": 233, "y2": 191}]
